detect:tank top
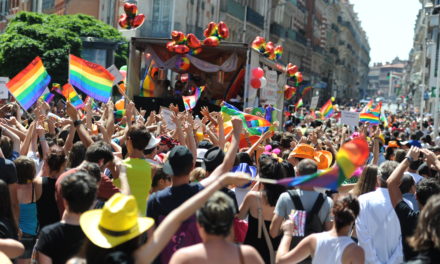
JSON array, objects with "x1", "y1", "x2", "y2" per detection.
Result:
[
  {"x1": 312, "y1": 232, "x2": 354, "y2": 264},
  {"x1": 19, "y1": 183, "x2": 38, "y2": 236},
  {"x1": 37, "y1": 177, "x2": 60, "y2": 229}
]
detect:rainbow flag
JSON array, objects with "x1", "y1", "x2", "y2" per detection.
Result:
[
  {"x1": 85, "y1": 96, "x2": 99, "y2": 110},
  {"x1": 295, "y1": 98, "x2": 303, "y2": 111},
  {"x1": 361, "y1": 100, "x2": 373, "y2": 113},
  {"x1": 62, "y1": 83, "x2": 84, "y2": 109},
  {"x1": 360, "y1": 112, "x2": 380, "y2": 125},
  {"x1": 6, "y1": 56, "x2": 51, "y2": 110},
  {"x1": 369, "y1": 101, "x2": 382, "y2": 117},
  {"x1": 69, "y1": 54, "x2": 115, "y2": 103},
  {"x1": 264, "y1": 105, "x2": 278, "y2": 123},
  {"x1": 141, "y1": 60, "x2": 156, "y2": 97},
  {"x1": 320, "y1": 99, "x2": 334, "y2": 119},
  {"x1": 301, "y1": 85, "x2": 312, "y2": 97},
  {"x1": 182, "y1": 86, "x2": 204, "y2": 110},
  {"x1": 114, "y1": 109, "x2": 126, "y2": 122},
  {"x1": 277, "y1": 138, "x2": 369, "y2": 190},
  {"x1": 221, "y1": 102, "x2": 272, "y2": 135},
  {"x1": 39, "y1": 88, "x2": 55, "y2": 103}
]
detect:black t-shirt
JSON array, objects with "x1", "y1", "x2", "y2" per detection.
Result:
[
  {"x1": 395, "y1": 200, "x2": 420, "y2": 261},
  {"x1": 0, "y1": 217, "x2": 17, "y2": 239},
  {"x1": 147, "y1": 183, "x2": 204, "y2": 222},
  {"x1": 35, "y1": 222, "x2": 85, "y2": 264},
  {"x1": 0, "y1": 158, "x2": 17, "y2": 184},
  {"x1": 37, "y1": 177, "x2": 60, "y2": 229}
]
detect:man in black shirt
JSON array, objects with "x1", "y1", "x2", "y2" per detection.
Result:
[
  {"x1": 0, "y1": 148, "x2": 18, "y2": 225},
  {"x1": 387, "y1": 147, "x2": 440, "y2": 261},
  {"x1": 34, "y1": 172, "x2": 97, "y2": 264}
]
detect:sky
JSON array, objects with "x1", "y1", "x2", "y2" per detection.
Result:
[{"x1": 350, "y1": 0, "x2": 422, "y2": 65}]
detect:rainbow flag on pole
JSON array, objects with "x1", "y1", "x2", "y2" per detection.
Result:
[
  {"x1": 361, "y1": 100, "x2": 373, "y2": 113},
  {"x1": 182, "y1": 86, "x2": 204, "y2": 110},
  {"x1": 62, "y1": 83, "x2": 84, "y2": 109},
  {"x1": 141, "y1": 60, "x2": 156, "y2": 97},
  {"x1": 221, "y1": 102, "x2": 272, "y2": 135},
  {"x1": 360, "y1": 112, "x2": 380, "y2": 124},
  {"x1": 320, "y1": 99, "x2": 334, "y2": 119},
  {"x1": 39, "y1": 88, "x2": 55, "y2": 103},
  {"x1": 69, "y1": 54, "x2": 115, "y2": 103},
  {"x1": 295, "y1": 98, "x2": 303, "y2": 111},
  {"x1": 276, "y1": 138, "x2": 369, "y2": 190},
  {"x1": 6, "y1": 56, "x2": 51, "y2": 110}
]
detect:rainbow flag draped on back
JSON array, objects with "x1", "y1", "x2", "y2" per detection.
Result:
[
  {"x1": 39, "y1": 88, "x2": 55, "y2": 103},
  {"x1": 295, "y1": 98, "x2": 303, "y2": 111},
  {"x1": 182, "y1": 86, "x2": 204, "y2": 110},
  {"x1": 360, "y1": 112, "x2": 380, "y2": 124},
  {"x1": 62, "y1": 83, "x2": 84, "y2": 109},
  {"x1": 320, "y1": 99, "x2": 334, "y2": 119},
  {"x1": 276, "y1": 138, "x2": 369, "y2": 190},
  {"x1": 6, "y1": 56, "x2": 51, "y2": 110},
  {"x1": 221, "y1": 102, "x2": 272, "y2": 135},
  {"x1": 141, "y1": 60, "x2": 156, "y2": 97},
  {"x1": 69, "y1": 54, "x2": 115, "y2": 102}
]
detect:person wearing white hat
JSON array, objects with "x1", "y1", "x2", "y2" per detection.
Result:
[{"x1": 143, "y1": 133, "x2": 162, "y2": 167}]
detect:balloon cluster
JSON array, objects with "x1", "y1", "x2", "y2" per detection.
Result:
[
  {"x1": 118, "y1": 3, "x2": 145, "y2": 30},
  {"x1": 175, "y1": 56, "x2": 190, "y2": 71},
  {"x1": 284, "y1": 85, "x2": 296, "y2": 100},
  {"x1": 167, "y1": 31, "x2": 202, "y2": 55},
  {"x1": 203, "y1": 21, "x2": 229, "y2": 47},
  {"x1": 251, "y1": 36, "x2": 283, "y2": 61},
  {"x1": 250, "y1": 67, "x2": 267, "y2": 89},
  {"x1": 286, "y1": 63, "x2": 303, "y2": 84}
]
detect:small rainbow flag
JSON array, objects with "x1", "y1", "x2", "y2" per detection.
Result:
[
  {"x1": 84, "y1": 96, "x2": 99, "y2": 110},
  {"x1": 360, "y1": 112, "x2": 380, "y2": 125},
  {"x1": 39, "y1": 88, "x2": 55, "y2": 103},
  {"x1": 301, "y1": 85, "x2": 312, "y2": 97},
  {"x1": 141, "y1": 60, "x2": 156, "y2": 97},
  {"x1": 361, "y1": 99, "x2": 373, "y2": 113},
  {"x1": 114, "y1": 109, "x2": 126, "y2": 122},
  {"x1": 6, "y1": 56, "x2": 51, "y2": 110},
  {"x1": 320, "y1": 99, "x2": 334, "y2": 119},
  {"x1": 276, "y1": 138, "x2": 369, "y2": 190},
  {"x1": 182, "y1": 86, "x2": 204, "y2": 110},
  {"x1": 295, "y1": 98, "x2": 303, "y2": 111},
  {"x1": 369, "y1": 101, "x2": 382, "y2": 117},
  {"x1": 221, "y1": 102, "x2": 272, "y2": 135},
  {"x1": 62, "y1": 83, "x2": 84, "y2": 109},
  {"x1": 69, "y1": 54, "x2": 115, "y2": 103}
]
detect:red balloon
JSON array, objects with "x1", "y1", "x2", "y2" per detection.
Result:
[
  {"x1": 186, "y1": 33, "x2": 201, "y2": 49},
  {"x1": 218, "y1": 21, "x2": 229, "y2": 39},
  {"x1": 203, "y1": 36, "x2": 220, "y2": 47},
  {"x1": 252, "y1": 67, "x2": 264, "y2": 79},
  {"x1": 250, "y1": 78, "x2": 261, "y2": 89},
  {"x1": 295, "y1": 72, "x2": 303, "y2": 83},
  {"x1": 265, "y1": 41, "x2": 275, "y2": 57},
  {"x1": 174, "y1": 45, "x2": 190, "y2": 54},
  {"x1": 287, "y1": 63, "x2": 299, "y2": 76},
  {"x1": 204, "y1": 22, "x2": 217, "y2": 38},
  {"x1": 132, "y1": 14, "x2": 145, "y2": 28},
  {"x1": 166, "y1": 42, "x2": 175, "y2": 52},
  {"x1": 124, "y1": 3, "x2": 138, "y2": 17},
  {"x1": 118, "y1": 14, "x2": 128, "y2": 29},
  {"x1": 171, "y1": 31, "x2": 185, "y2": 43}
]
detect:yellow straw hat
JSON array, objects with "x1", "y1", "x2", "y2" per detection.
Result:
[{"x1": 80, "y1": 193, "x2": 154, "y2": 249}]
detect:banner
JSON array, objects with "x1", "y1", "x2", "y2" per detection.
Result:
[
  {"x1": 261, "y1": 70, "x2": 278, "y2": 105},
  {"x1": 310, "y1": 96, "x2": 319, "y2": 110},
  {"x1": 341, "y1": 111, "x2": 360, "y2": 128}
]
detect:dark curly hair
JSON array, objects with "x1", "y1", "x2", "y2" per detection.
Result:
[
  {"x1": 332, "y1": 194, "x2": 360, "y2": 231},
  {"x1": 416, "y1": 178, "x2": 440, "y2": 206},
  {"x1": 258, "y1": 155, "x2": 287, "y2": 206}
]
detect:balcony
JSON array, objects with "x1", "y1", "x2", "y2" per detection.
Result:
[
  {"x1": 220, "y1": 0, "x2": 245, "y2": 21},
  {"x1": 246, "y1": 6, "x2": 264, "y2": 28}
]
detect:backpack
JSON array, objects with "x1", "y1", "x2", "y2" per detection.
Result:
[{"x1": 288, "y1": 190, "x2": 325, "y2": 248}]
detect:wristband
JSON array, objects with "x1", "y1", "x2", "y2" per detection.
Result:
[
  {"x1": 73, "y1": 120, "x2": 82, "y2": 127},
  {"x1": 39, "y1": 136, "x2": 46, "y2": 142},
  {"x1": 405, "y1": 156, "x2": 414, "y2": 163}
]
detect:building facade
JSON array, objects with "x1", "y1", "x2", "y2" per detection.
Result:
[{"x1": 367, "y1": 58, "x2": 406, "y2": 100}]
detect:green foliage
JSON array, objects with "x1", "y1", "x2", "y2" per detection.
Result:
[{"x1": 0, "y1": 12, "x2": 128, "y2": 84}]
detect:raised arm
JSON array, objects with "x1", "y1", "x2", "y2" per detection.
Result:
[
  {"x1": 66, "y1": 102, "x2": 93, "y2": 148},
  {"x1": 276, "y1": 220, "x2": 315, "y2": 264}
]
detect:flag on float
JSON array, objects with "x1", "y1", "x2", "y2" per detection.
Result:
[
  {"x1": 360, "y1": 112, "x2": 380, "y2": 125},
  {"x1": 295, "y1": 98, "x2": 303, "y2": 111},
  {"x1": 276, "y1": 138, "x2": 369, "y2": 190},
  {"x1": 69, "y1": 54, "x2": 115, "y2": 102},
  {"x1": 39, "y1": 87, "x2": 55, "y2": 103},
  {"x1": 141, "y1": 60, "x2": 157, "y2": 97},
  {"x1": 182, "y1": 86, "x2": 204, "y2": 110},
  {"x1": 221, "y1": 102, "x2": 272, "y2": 135},
  {"x1": 6, "y1": 56, "x2": 51, "y2": 110},
  {"x1": 320, "y1": 99, "x2": 334, "y2": 119},
  {"x1": 61, "y1": 83, "x2": 84, "y2": 109}
]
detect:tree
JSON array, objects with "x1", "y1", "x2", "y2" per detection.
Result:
[{"x1": 0, "y1": 12, "x2": 128, "y2": 84}]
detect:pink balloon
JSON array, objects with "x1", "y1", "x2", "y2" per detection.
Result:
[
  {"x1": 250, "y1": 78, "x2": 261, "y2": 89},
  {"x1": 252, "y1": 67, "x2": 264, "y2": 79}
]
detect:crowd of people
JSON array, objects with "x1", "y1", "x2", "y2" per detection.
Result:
[{"x1": 0, "y1": 97, "x2": 440, "y2": 264}]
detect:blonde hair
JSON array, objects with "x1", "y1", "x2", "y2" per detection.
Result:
[
  {"x1": 190, "y1": 167, "x2": 207, "y2": 182},
  {"x1": 352, "y1": 165, "x2": 378, "y2": 197}
]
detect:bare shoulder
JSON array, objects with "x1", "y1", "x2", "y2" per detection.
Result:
[
  {"x1": 170, "y1": 244, "x2": 205, "y2": 264},
  {"x1": 240, "y1": 245, "x2": 264, "y2": 264},
  {"x1": 342, "y1": 243, "x2": 365, "y2": 264}
]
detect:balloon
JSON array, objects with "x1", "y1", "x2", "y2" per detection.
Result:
[
  {"x1": 284, "y1": 85, "x2": 296, "y2": 100},
  {"x1": 218, "y1": 21, "x2": 229, "y2": 39},
  {"x1": 166, "y1": 41, "x2": 175, "y2": 52},
  {"x1": 132, "y1": 14, "x2": 145, "y2": 28},
  {"x1": 203, "y1": 36, "x2": 220, "y2": 47},
  {"x1": 124, "y1": 3, "x2": 138, "y2": 17},
  {"x1": 250, "y1": 78, "x2": 261, "y2": 89},
  {"x1": 252, "y1": 36, "x2": 266, "y2": 52},
  {"x1": 181, "y1": 73, "x2": 189, "y2": 82},
  {"x1": 204, "y1": 22, "x2": 217, "y2": 38},
  {"x1": 331, "y1": 97, "x2": 335, "y2": 102},
  {"x1": 287, "y1": 63, "x2": 298, "y2": 76},
  {"x1": 259, "y1": 77, "x2": 267, "y2": 88},
  {"x1": 265, "y1": 41, "x2": 275, "y2": 57},
  {"x1": 190, "y1": 48, "x2": 202, "y2": 55},
  {"x1": 120, "y1": 65, "x2": 127, "y2": 72},
  {"x1": 275, "y1": 45, "x2": 283, "y2": 60},
  {"x1": 118, "y1": 14, "x2": 128, "y2": 29},
  {"x1": 252, "y1": 67, "x2": 264, "y2": 79},
  {"x1": 186, "y1": 33, "x2": 202, "y2": 49},
  {"x1": 171, "y1": 31, "x2": 186, "y2": 44},
  {"x1": 173, "y1": 44, "x2": 190, "y2": 54},
  {"x1": 175, "y1": 56, "x2": 190, "y2": 71},
  {"x1": 295, "y1": 72, "x2": 303, "y2": 83}
]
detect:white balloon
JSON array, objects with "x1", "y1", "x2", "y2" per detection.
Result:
[{"x1": 260, "y1": 77, "x2": 267, "y2": 88}]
